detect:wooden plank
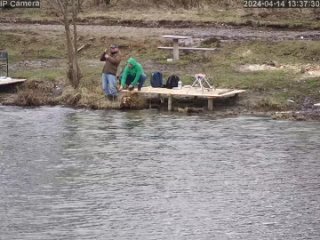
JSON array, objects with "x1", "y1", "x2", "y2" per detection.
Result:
[
  {"x1": 218, "y1": 90, "x2": 246, "y2": 98},
  {"x1": 121, "y1": 87, "x2": 245, "y2": 111},
  {"x1": 168, "y1": 95, "x2": 173, "y2": 111},
  {"x1": 173, "y1": 39, "x2": 179, "y2": 61},
  {"x1": 158, "y1": 47, "x2": 217, "y2": 51},
  {"x1": 208, "y1": 98, "x2": 214, "y2": 111},
  {"x1": 0, "y1": 78, "x2": 26, "y2": 86},
  {"x1": 162, "y1": 35, "x2": 192, "y2": 39},
  {"x1": 77, "y1": 43, "x2": 91, "y2": 53},
  {"x1": 122, "y1": 86, "x2": 245, "y2": 98}
]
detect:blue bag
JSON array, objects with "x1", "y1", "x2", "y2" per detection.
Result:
[{"x1": 150, "y1": 72, "x2": 163, "y2": 88}]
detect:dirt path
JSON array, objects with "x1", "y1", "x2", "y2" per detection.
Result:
[{"x1": 1, "y1": 23, "x2": 320, "y2": 41}]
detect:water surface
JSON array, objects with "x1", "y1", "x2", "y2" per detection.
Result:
[{"x1": 0, "y1": 106, "x2": 319, "y2": 240}]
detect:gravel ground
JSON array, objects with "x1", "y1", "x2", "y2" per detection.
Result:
[{"x1": 1, "y1": 23, "x2": 320, "y2": 41}]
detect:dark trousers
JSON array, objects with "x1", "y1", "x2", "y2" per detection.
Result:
[{"x1": 124, "y1": 74, "x2": 147, "y2": 88}]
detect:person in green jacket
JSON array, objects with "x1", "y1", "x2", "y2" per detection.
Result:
[{"x1": 120, "y1": 57, "x2": 146, "y2": 91}]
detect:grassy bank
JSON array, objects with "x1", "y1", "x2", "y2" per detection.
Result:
[
  {"x1": 0, "y1": 2, "x2": 320, "y2": 30},
  {"x1": 1, "y1": 29, "x2": 320, "y2": 112}
]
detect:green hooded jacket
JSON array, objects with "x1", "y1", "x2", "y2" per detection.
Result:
[{"x1": 121, "y1": 57, "x2": 145, "y2": 87}]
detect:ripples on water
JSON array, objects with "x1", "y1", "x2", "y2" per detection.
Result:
[{"x1": 0, "y1": 106, "x2": 319, "y2": 240}]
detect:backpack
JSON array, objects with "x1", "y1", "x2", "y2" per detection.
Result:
[
  {"x1": 166, "y1": 75, "x2": 179, "y2": 89},
  {"x1": 150, "y1": 72, "x2": 163, "y2": 88}
]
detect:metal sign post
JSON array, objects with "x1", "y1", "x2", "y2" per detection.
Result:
[{"x1": 0, "y1": 51, "x2": 9, "y2": 77}]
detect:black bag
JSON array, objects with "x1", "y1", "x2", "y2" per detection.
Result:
[
  {"x1": 150, "y1": 72, "x2": 163, "y2": 88},
  {"x1": 166, "y1": 75, "x2": 179, "y2": 89}
]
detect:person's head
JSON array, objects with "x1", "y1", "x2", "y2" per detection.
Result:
[
  {"x1": 110, "y1": 44, "x2": 119, "y2": 54},
  {"x1": 127, "y1": 57, "x2": 137, "y2": 68}
]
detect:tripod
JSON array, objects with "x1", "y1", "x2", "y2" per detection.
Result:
[{"x1": 191, "y1": 74, "x2": 214, "y2": 92}]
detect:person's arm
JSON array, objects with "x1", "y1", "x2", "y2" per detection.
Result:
[
  {"x1": 107, "y1": 54, "x2": 121, "y2": 65},
  {"x1": 131, "y1": 66, "x2": 142, "y2": 86},
  {"x1": 121, "y1": 66, "x2": 129, "y2": 87},
  {"x1": 100, "y1": 50, "x2": 107, "y2": 61}
]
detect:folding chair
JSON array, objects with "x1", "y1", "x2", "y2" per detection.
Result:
[
  {"x1": 0, "y1": 51, "x2": 9, "y2": 78},
  {"x1": 191, "y1": 73, "x2": 214, "y2": 92}
]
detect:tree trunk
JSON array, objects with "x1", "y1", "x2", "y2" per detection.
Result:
[
  {"x1": 63, "y1": 9, "x2": 81, "y2": 89},
  {"x1": 45, "y1": 0, "x2": 82, "y2": 89},
  {"x1": 72, "y1": 0, "x2": 81, "y2": 88}
]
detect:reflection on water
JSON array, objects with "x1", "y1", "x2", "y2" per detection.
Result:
[{"x1": 0, "y1": 106, "x2": 319, "y2": 240}]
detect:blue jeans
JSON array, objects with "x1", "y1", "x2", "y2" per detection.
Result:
[
  {"x1": 102, "y1": 73, "x2": 118, "y2": 97},
  {"x1": 124, "y1": 74, "x2": 147, "y2": 89}
]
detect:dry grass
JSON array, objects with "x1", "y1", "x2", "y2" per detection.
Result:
[
  {"x1": 1, "y1": 1, "x2": 319, "y2": 29},
  {"x1": 11, "y1": 80, "x2": 147, "y2": 110},
  {"x1": 14, "y1": 80, "x2": 56, "y2": 106}
]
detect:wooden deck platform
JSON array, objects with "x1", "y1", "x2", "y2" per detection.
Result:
[
  {"x1": 122, "y1": 86, "x2": 246, "y2": 111},
  {"x1": 0, "y1": 78, "x2": 26, "y2": 86}
]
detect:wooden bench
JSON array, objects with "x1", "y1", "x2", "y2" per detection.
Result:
[{"x1": 158, "y1": 47, "x2": 217, "y2": 51}]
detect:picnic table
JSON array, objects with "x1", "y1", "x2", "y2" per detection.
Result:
[
  {"x1": 160, "y1": 35, "x2": 192, "y2": 61},
  {"x1": 158, "y1": 35, "x2": 217, "y2": 61}
]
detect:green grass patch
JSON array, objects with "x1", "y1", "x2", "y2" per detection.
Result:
[
  {"x1": 0, "y1": 31, "x2": 65, "y2": 62},
  {"x1": 211, "y1": 41, "x2": 320, "y2": 65},
  {"x1": 256, "y1": 77, "x2": 320, "y2": 110},
  {"x1": 212, "y1": 68, "x2": 295, "y2": 90},
  {"x1": 11, "y1": 68, "x2": 66, "y2": 81},
  {"x1": 78, "y1": 64, "x2": 102, "y2": 90}
]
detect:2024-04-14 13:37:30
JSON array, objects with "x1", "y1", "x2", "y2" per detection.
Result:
[{"x1": 243, "y1": 0, "x2": 320, "y2": 8}]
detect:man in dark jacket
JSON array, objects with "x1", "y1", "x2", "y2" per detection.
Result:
[{"x1": 100, "y1": 44, "x2": 121, "y2": 99}]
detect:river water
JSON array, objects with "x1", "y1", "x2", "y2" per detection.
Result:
[{"x1": 0, "y1": 106, "x2": 319, "y2": 240}]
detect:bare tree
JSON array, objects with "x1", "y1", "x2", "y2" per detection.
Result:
[
  {"x1": 46, "y1": 0, "x2": 82, "y2": 89},
  {"x1": 77, "y1": 0, "x2": 86, "y2": 11}
]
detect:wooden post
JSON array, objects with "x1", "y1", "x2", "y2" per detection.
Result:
[
  {"x1": 172, "y1": 39, "x2": 179, "y2": 61},
  {"x1": 208, "y1": 97, "x2": 214, "y2": 111},
  {"x1": 168, "y1": 95, "x2": 173, "y2": 111}
]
